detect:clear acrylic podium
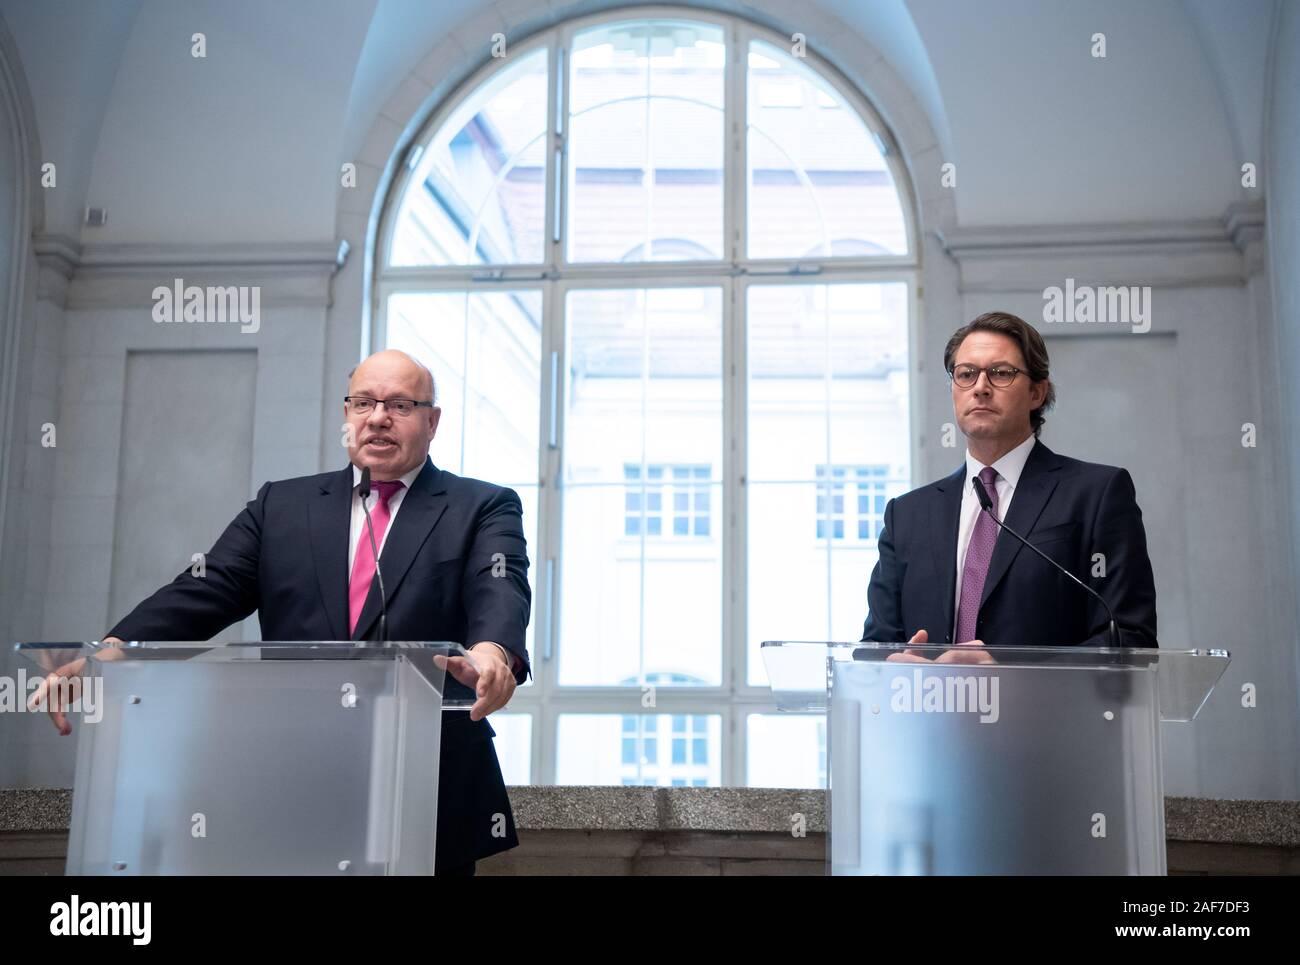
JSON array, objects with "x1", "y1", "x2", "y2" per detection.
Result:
[
  {"x1": 17, "y1": 640, "x2": 475, "y2": 875},
  {"x1": 762, "y1": 642, "x2": 1229, "y2": 875}
]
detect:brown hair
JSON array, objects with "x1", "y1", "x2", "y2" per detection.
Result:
[{"x1": 943, "y1": 311, "x2": 1056, "y2": 436}]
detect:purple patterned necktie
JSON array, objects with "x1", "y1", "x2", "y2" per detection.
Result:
[{"x1": 956, "y1": 466, "x2": 1000, "y2": 643}]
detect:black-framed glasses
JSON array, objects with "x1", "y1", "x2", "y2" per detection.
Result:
[
  {"x1": 344, "y1": 396, "x2": 434, "y2": 417},
  {"x1": 949, "y1": 364, "x2": 1024, "y2": 388}
]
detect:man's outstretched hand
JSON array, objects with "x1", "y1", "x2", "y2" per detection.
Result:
[
  {"x1": 437, "y1": 642, "x2": 517, "y2": 721},
  {"x1": 27, "y1": 636, "x2": 125, "y2": 735}
]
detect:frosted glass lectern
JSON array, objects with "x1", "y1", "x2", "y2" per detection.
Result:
[
  {"x1": 17, "y1": 640, "x2": 475, "y2": 875},
  {"x1": 761, "y1": 642, "x2": 1229, "y2": 876}
]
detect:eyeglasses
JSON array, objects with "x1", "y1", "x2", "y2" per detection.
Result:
[
  {"x1": 949, "y1": 364, "x2": 1024, "y2": 388},
  {"x1": 344, "y1": 396, "x2": 434, "y2": 417}
]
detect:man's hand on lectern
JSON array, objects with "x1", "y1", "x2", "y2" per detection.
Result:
[
  {"x1": 885, "y1": 628, "x2": 988, "y2": 664},
  {"x1": 437, "y1": 642, "x2": 517, "y2": 721},
  {"x1": 886, "y1": 628, "x2": 936, "y2": 663},
  {"x1": 934, "y1": 645, "x2": 994, "y2": 665},
  {"x1": 28, "y1": 636, "x2": 125, "y2": 735}
]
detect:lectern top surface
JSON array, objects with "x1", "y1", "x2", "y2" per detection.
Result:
[{"x1": 759, "y1": 641, "x2": 1229, "y2": 722}]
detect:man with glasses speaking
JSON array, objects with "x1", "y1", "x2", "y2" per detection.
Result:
[
  {"x1": 36, "y1": 349, "x2": 531, "y2": 875},
  {"x1": 861, "y1": 312, "x2": 1158, "y2": 654}
]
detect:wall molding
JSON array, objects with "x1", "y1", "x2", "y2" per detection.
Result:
[
  {"x1": 936, "y1": 203, "x2": 1265, "y2": 291},
  {"x1": 75, "y1": 240, "x2": 346, "y2": 271},
  {"x1": 32, "y1": 233, "x2": 79, "y2": 278},
  {"x1": 1224, "y1": 200, "x2": 1267, "y2": 276},
  {"x1": 33, "y1": 233, "x2": 78, "y2": 306},
  {"x1": 343, "y1": 0, "x2": 950, "y2": 346},
  {"x1": 38, "y1": 239, "x2": 347, "y2": 309}
]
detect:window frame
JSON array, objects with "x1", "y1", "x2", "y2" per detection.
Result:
[{"x1": 371, "y1": 6, "x2": 923, "y2": 787}]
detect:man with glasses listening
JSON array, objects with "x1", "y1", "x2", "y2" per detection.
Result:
[
  {"x1": 35, "y1": 349, "x2": 530, "y2": 875},
  {"x1": 861, "y1": 311, "x2": 1158, "y2": 655}
]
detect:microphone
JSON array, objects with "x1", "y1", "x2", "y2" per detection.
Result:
[
  {"x1": 358, "y1": 466, "x2": 388, "y2": 644},
  {"x1": 970, "y1": 475, "x2": 1121, "y2": 649}
]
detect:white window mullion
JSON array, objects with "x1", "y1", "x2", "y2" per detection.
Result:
[
  {"x1": 725, "y1": 20, "x2": 751, "y2": 785},
  {"x1": 536, "y1": 277, "x2": 564, "y2": 689},
  {"x1": 721, "y1": 273, "x2": 738, "y2": 787},
  {"x1": 909, "y1": 280, "x2": 927, "y2": 491},
  {"x1": 549, "y1": 28, "x2": 567, "y2": 266},
  {"x1": 726, "y1": 18, "x2": 746, "y2": 267},
  {"x1": 537, "y1": 699, "x2": 557, "y2": 786},
  {"x1": 371, "y1": 285, "x2": 390, "y2": 365}
]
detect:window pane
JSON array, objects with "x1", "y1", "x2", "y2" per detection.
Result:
[
  {"x1": 749, "y1": 478, "x2": 830, "y2": 647},
  {"x1": 557, "y1": 714, "x2": 722, "y2": 785},
  {"x1": 747, "y1": 40, "x2": 908, "y2": 258},
  {"x1": 386, "y1": 291, "x2": 542, "y2": 670},
  {"x1": 746, "y1": 283, "x2": 911, "y2": 686},
  {"x1": 747, "y1": 714, "x2": 826, "y2": 788},
  {"x1": 491, "y1": 713, "x2": 533, "y2": 784},
  {"x1": 567, "y1": 21, "x2": 725, "y2": 262},
  {"x1": 560, "y1": 288, "x2": 722, "y2": 686},
  {"x1": 391, "y1": 48, "x2": 548, "y2": 265}
]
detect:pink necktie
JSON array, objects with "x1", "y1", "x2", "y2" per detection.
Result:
[
  {"x1": 348, "y1": 480, "x2": 405, "y2": 636},
  {"x1": 955, "y1": 466, "x2": 999, "y2": 643}
]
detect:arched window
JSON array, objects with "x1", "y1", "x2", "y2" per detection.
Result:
[{"x1": 375, "y1": 9, "x2": 917, "y2": 787}]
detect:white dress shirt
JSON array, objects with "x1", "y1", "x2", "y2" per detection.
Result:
[
  {"x1": 347, "y1": 463, "x2": 423, "y2": 575},
  {"x1": 952, "y1": 433, "x2": 1037, "y2": 641}
]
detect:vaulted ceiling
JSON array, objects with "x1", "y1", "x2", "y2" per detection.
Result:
[{"x1": 0, "y1": 0, "x2": 1278, "y2": 241}]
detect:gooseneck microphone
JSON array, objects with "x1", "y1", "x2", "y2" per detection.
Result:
[
  {"x1": 970, "y1": 475, "x2": 1121, "y2": 649},
  {"x1": 358, "y1": 466, "x2": 389, "y2": 644}
]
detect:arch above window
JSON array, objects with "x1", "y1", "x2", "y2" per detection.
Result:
[
  {"x1": 388, "y1": 46, "x2": 549, "y2": 267},
  {"x1": 380, "y1": 10, "x2": 916, "y2": 272}
]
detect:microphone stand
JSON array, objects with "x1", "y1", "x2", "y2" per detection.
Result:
[{"x1": 971, "y1": 476, "x2": 1121, "y2": 649}]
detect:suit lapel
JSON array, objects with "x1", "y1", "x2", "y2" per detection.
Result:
[
  {"x1": 931, "y1": 463, "x2": 966, "y2": 639},
  {"x1": 979, "y1": 440, "x2": 1062, "y2": 608},
  {"x1": 309, "y1": 465, "x2": 354, "y2": 641},
  {"x1": 351, "y1": 458, "x2": 450, "y2": 641}
]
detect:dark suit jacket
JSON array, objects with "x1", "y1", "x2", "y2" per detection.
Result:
[
  {"x1": 861, "y1": 439, "x2": 1157, "y2": 648},
  {"x1": 108, "y1": 457, "x2": 532, "y2": 871}
]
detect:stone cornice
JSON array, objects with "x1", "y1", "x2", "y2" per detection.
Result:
[
  {"x1": 34, "y1": 240, "x2": 348, "y2": 310},
  {"x1": 74, "y1": 241, "x2": 345, "y2": 272},
  {"x1": 935, "y1": 205, "x2": 1264, "y2": 290},
  {"x1": 31, "y1": 233, "x2": 80, "y2": 279}
]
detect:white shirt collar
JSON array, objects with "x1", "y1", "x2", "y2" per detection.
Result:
[
  {"x1": 350, "y1": 460, "x2": 425, "y2": 494},
  {"x1": 964, "y1": 432, "x2": 1037, "y2": 491}
]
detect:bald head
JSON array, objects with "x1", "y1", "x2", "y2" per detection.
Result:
[{"x1": 349, "y1": 349, "x2": 435, "y2": 405}]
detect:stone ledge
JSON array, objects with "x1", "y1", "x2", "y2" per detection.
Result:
[
  {"x1": 2, "y1": 787, "x2": 1296, "y2": 847},
  {"x1": 0, "y1": 789, "x2": 71, "y2": 833},
  {"x1": 508, "y1": 786, "x2": 825, "y2": 834}
]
